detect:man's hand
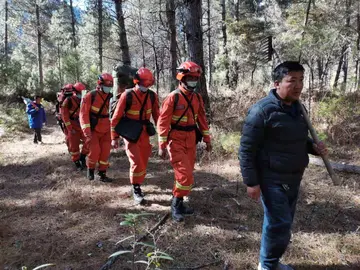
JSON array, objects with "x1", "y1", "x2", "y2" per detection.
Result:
[
  {"x1": 111, "y1": 139, "x2": 119, "y2": 149},
  {"x1": 313, "y1": 141, "x2": 328, "y2": 156},
  {"x1": 205, "y1": 142, "x2": 212, "y2": 152},
  {"x1": 85, "y1": 134, "x2": 92, "y2": 144},
  {"x1": 247, "y1": 185, "x2": 261, "y2": 202},
  {"x1": 158, "y1": 148, "x2": 167, "y2": 160}
]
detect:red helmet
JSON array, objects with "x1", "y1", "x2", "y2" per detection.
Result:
[
  {"x1": 176, "y1": 61, "x2": 202, "y2": 81},
  {"x1": 63, "y1": 84, "x2": 74, "y2": 91},
  {"x1": 97, "y1": 73, "x2": 114, "y2": 87},
  {"x1": 133, "y1": 67, "x2": 154, "y2": 88},
  {"x1": 73, "y1": 82, "x2": 86, "y2": 93}
]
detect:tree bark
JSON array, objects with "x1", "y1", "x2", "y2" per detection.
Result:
[
  {"x1": 206, "y1": 0, "x2": 212, "y2": 88},
  {"x1": 166, "y1": 0, "x2": 177, "y2": 89},
  {"x1": 334, "y1": 46, "x2": 346, "y2": 89},
  {"x1": 69, "y1": 0, "x2": 77, "y2": 48},
  {"x1": 356, "y1": 2, "x2": 360, "y2": 90},
  {"x1": 36, "y1": 3, "x2": 44, "y2": 91},
  {"x1": 298, "y1": 0, "x2": 312, "y2": 62},
  {"x1": 309, "y1": 157, "x2": 360, "y2": 174},
  {"x1": 184, "y1": 0, "x2": 210, "y2": 114},
  {"x1": 98, "y1": 0, "x2": 103, "y2": 72},
  {"x1": 114, "y1": 0, "x2": 131, "y2": 65},
  {"x1": 235, "y1": 0, "x2": 240, "y2": 21},
  {"x1": 220, "y1": 0, "x2": 229, "y2": 85},
  {"x1": 4, "y1": 0, "x2": 8, "y2": 66},
  {"x1": 138, "y1": 0, "x2": 145, "y2": 66},
  {"x1": 342, "y1": 0, "x2": 352, "y2": 91}
]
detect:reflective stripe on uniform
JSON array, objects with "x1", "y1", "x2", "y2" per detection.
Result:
[
  {"x1": 159, "y1": 136, "x2": 167, "y2": 143},
  {"x1": 70, "y1": 151, "x2": 80, "y2": 156},
  {"x1": 65, "y1": 122, "x2": 71, "y2": 126},
  {"x1": 99, "y1": 160, "x2": 109, "y2": 165},
  {"x1": 146, "y1": 109, "x2": 152, "y2": 114},
  {"x1": 130, "y1": 170, "x2": 146, "y2": 177},
  {"x1": 172, "y1": 115, "x2": 188, "y2": 122},
  {"x1": 82, "y1": 124, "x2": 91, "y2": 129},
  {"x1": 111, "y1": 127, "x2": 115, "y2": 131},
  {"x1": 127, "y1": 110, "x2": 139, "y2": 115},
  {"x1": 91, "y1": 106, "x2": 100, "y2": 112},
  {"x1": 202, "y1": 130, "x2": 210, "y2": 136},
  {"x1": 175, "y1": 181, "x2": 193, "y2": 191}
]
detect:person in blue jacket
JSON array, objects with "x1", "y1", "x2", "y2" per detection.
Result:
[
  {"x1": 239, "y1": 61, "x2": 328, "y2": 270},
  {"x1": 27, "y1": 95, "x2": 46, "y2": 144}
]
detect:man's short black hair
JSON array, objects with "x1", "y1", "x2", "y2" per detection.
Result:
[
  {"x1": 272, "y1": 61, "x2": 304, "y2": 82},
  {"x1": 35, "y1": 95, "x2": 42, "y2": 100}
]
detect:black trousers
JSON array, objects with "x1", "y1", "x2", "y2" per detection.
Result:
[{"x1": 33, "y1": 128, "x2": 42, "y2": 143}]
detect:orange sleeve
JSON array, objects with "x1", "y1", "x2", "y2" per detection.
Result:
[
  {"x1": 197, "y1": 94, "x2": 211, "y2": 143},
  {"x1": 157, "y1": 94, "x2": 175, "y2": 149},
  {"x1": 152, "y1": 92, "x2": 160, "y2": 125},
  {"x1": 61, "y1": 98, "x2": 72, "y2": 131},
  {"x1": 79, "y1": 92, "x2": 92, "y2": 137},
  {"x1": 110, "y1": 92, "x2": 127, "y2": 140}
]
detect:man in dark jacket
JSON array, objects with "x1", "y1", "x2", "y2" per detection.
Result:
[
  {"x1": 239, "y1": 61, "x2": 327, "y2": 270},
  {"x1": 27, "y1": 95, "x2": 46, "y2": 144}
]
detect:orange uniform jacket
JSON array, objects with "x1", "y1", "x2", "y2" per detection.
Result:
[
  {"x1": 80, "y1": 89, "x2": 112, "y2": 136},
  {"x1": 62, "y1": 95, "x2": 81, "y2": 132},
  {"x1": 157, "y1": 87, "x2": 210, "y2": 149},
  {"x1": 111, "y1": 88, "x2": 160, "y2": 140}
]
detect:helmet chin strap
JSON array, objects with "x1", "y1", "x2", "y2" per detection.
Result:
[{"x1": 181, "y1": 81, "x2": 195, "y2": 92}]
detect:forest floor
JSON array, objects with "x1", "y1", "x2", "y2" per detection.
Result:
[{"x1": 0, "y1": 112, "x2": 360, "y2": 270}]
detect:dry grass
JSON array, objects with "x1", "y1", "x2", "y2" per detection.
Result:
[{"x1": 0, "y1": 115, "x2": 360, "y2": 270}]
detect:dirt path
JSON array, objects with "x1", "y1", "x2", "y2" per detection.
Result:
[{"x1": 0, "y1": 117, "x2": 360, "y2": 270}]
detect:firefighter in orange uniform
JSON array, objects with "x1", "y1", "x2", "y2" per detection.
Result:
[
  {"x1": 80, "y1": 73, "x2": 113, "y2": 182},
  {"x1": 111, "y1": 67, "x2": 160, "y2": 204},
  {"x1": 157, "y1": 61, "x2": 212, "y2": 222},
  {"x1": 62, "y1": 82, "x2": 88, "y2": 169}
]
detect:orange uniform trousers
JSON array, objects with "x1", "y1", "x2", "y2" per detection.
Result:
[
  {"x1": 86, "y1": 130, "x2": 111, "y2": 171},
  {"x1": 67, "y1": 123, "x2": 89, "y2": 162},
  {"x1": 125, "y1": 128, "x2": 152, "y2": 184}
]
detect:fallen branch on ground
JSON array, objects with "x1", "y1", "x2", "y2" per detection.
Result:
[{"x1": 309, "y1": 157, "x2": 360, "y2": 174}]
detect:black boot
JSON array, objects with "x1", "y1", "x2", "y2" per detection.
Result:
[
  {"x1": 79, "y1": 154, "x2": 86, "y2": 170},
  {"x1": 74, "y1": 160, "x2": 82, "y2": 170},
  {"x1": 179, "y1": 198, "x2": 194, "y2": 215},
  {"x1": 132, "y1": 184, "x2": 145, "y2": 204},
  {"x1": 87, "y1": 168, "x2": 95, "y2": 180},
  {"x1": 171, "y1": 197, "x2": 184, "y2": 222},
  {"x1": 98, "y1": 171, "x2": 112, "y2": 183}
]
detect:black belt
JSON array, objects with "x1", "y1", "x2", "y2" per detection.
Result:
[
  {"x1": 91, "y1": 112, "x2": 109, "y2": 118},
  {"x1": 70, "y1": 117, "x2": 79, "y2": 121},
  {"x1": 171, "y1": 124, "x2": 196, "y2": 131}
]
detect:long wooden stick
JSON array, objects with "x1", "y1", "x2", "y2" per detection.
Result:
[{"x1": 298, "y1": 100, "x2": 341, "y2": 186}]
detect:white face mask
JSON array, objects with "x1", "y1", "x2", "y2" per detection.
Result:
[
  {"x1": 187, "y1": 81, "x2": 198, "y2": 88},
  {"x1": 102, "y1": 86, "x2": 112, "y2": 93},
  {"x1": 138, "y1": 85, "x2": 148, "y2": 92}
]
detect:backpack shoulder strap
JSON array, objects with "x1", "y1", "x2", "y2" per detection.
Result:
[
  {"x1": 124, "y1": 88, "x2": 134, "y2": 112},
  {"x1": 90, "y1": 90, "x2": 97, "y2": 105},
  {"x1": 172, "y1": 89, "x2": 181, "y2": 112},
  {"x1": 148, "y1": 90, "x2": 156, "y2": 106}
]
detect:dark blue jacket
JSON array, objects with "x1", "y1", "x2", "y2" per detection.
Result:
[
  {"x1": 239, "y1": 89, "x2": 317, "y2": 186},
  {"x1": 26, "y1": 102, "x2": 46, "y2": 129}
]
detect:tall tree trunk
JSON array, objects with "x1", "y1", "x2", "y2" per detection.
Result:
[
  {"x1": 356, "y1": 1, "x2": 360, "y2": 90},
  {"x1": 114, "y1": 0, "x2": 131, "y2": 65},
  {"x1": 69, "y1": 0, "x2": 77, "y2": 48},
  {"x1": 334, "y1": 46, "x2": 346, "y2": 89},
  {"x1": 138, "y1": 0, "x2": 145, "y2": 66},
  {"x1": 36, "y1": 3, "x2": 44, "y2": 91},
  {"x1": 342, "y1": 0, "x2": 352, "y2": 91},
  {"x1": 235, "y1": 0, "x2": 240, "y2": 21},
  {"x1": 298, "y1": 0, "x2": 312, "y2": 62},
  {"x1": 220, "y1": 0, "x2": 229, "y2": 85},
  {"x1": 57, "y1": 43, "x2": 63, "y2": 87},
  {"x1": 166, "y1": 0, "x2": 177, "y2": 90},
  {"x1": 184, "y1": 0, "x2": 210, "y2": 114},
  {"x1": 98, "y1": 0, "x2": 103, "y2": 72},
  {"x1": 206, "y1": 0, "x2": 212, "y2": 88},
  {"x1": 4, "y1": 0, "x2": 8, "y2": 66}
]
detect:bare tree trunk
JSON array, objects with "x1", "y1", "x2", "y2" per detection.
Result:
[
  {"x1": 153, "y1": 41, "x2": 160, "y2": 95},
  {"x1": 184, "y1": 0, "x2": 210, "y2": 114},
  {"x1": 206, "y1": 0, "x2": 212, "y2": 88},
  {"x1": 342, "y1": 0, "x2": 352, "y2": 91},
  {"x1": 69, "y1": 0, "x2": 76, "y2": 48},
  {"x1": 138, "y1": 0, "x2": 146, "y2": 66},
  {"x1": 4, "y1": 0, "x2": 8, "y2": 66},
  {"x1": 166, "y1": 0, "x2": 177, "y2": 89},
  {"x1": 98, "y1": 0, "x2": 103, "y2": 72},
  {"x1": 235, "y1": 0, "x2": 240, "y2": 21},
  {"x1": 298, "y1": 0, "x2": 312, "y2": 62},
  {"x1": 36, "y1": 3, "x2": 44, "y2": 91},
  {"x1": 356, "y1": 2, "x2": 360, "y2": 90},
  {"x1": 57, "y1": 43, "x2": 63, "y2": 87},
  {"x1": 114, "y1": 0, "x2": 131, "y2": 65},
  {"x1": 220, "y1": 0, "x2": 229, "y2": 85},
  {"x1": 334, "y1": 46, "x2": 346, "y2": 89}
]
